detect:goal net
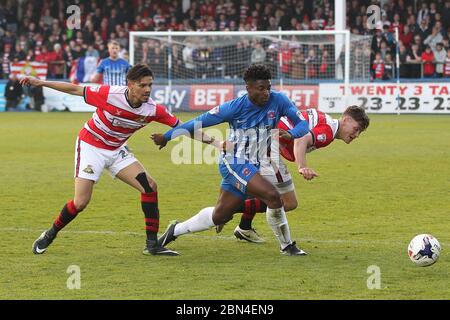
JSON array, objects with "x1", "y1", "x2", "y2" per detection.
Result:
[{"x1": 129, "y1": 31, "x2": 372, "y2": 109}]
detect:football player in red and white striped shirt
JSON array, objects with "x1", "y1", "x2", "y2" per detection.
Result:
[
  {"x1": 220, "y1": 106, "x2": 370, "y2": 250},
  {"x1": 21, "y1": 64, "x2": 197, "y2": 256}
]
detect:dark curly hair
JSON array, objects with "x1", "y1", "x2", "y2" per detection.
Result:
[
  {"x1": 343, "y1": 105, "x2": 370, "y2": 132},
  {"x1": 243, "y1": 64, "x2": 272, "y2": 83},
  {"x1": 126, "y1": 63, "x2": 154, "y2": 82}
]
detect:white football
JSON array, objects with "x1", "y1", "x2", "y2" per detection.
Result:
[{"x1": 408, "y1": 234, "x2": 441, "y2": 267}]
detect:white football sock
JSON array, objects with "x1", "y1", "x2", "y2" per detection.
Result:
[
  {"x1": 174, "y1": 207, "x2": 215, "y2": 237},
  {"x1": 266, "y1": 206, "x2": 292, "y2": 250}
]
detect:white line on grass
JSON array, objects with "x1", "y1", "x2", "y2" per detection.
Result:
[{"x1": 2, "y1": 227, "x2": 449, "y2": 246}]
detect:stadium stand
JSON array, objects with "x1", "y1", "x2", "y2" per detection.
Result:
[{"x1": 1, "y1": 0, "x2": 450, "y2": 81}]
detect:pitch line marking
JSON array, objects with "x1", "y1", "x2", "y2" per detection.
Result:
[{"x1": 1, "y1": 227, "x2": 449, "y2": 246}]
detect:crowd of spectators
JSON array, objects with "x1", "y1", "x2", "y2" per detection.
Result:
[
  {"x1": 1, "y1": 0, "x2": 450, "y2": 82},
  {"x1": 0, "y1": 0, "x2": 334, "y2": 81},
  {"x1": 350, "y1": 0, "x2": 450, "y2": 79}
]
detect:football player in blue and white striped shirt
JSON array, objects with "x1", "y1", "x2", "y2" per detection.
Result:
[
  {"x1": 152, "y1": 64, "x2": 311, "y2": 256},
  {"x1": 91, "y1": 40, "x2": 131, "y2": 86}
]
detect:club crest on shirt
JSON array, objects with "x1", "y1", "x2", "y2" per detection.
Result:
[
  {"x1": 89, "y1": 86, "x2": 100, "y2": 93},
  {"x1": 242, "y1": 168, "x2": 251, "y2": 176},
  {"x1": 317, "y1": 133, "x2": 327, "y2": 142},
  {"x1": 267, "y1": 110, "x2": 275, "y2": 119},
  {"x1": 83, "y1": 165, "x2": 94, "y2": 174}
]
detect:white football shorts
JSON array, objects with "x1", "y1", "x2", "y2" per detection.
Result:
[
  {"x1": 74, "y1": 138, "x2": 137, "y2": 182},
  {"x1": 259, "y1": 158, "x2": 295, "y2": 194}
]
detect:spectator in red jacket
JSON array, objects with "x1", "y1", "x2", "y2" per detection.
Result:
[
  {"x1": 372, "y1": 52, "x2": 385, "y2": 80},
  {"x1": 400, "y1": 25, "x2": 414, "y2": 48},
  {"x1": 47, "y1": 43, "x2": 67, "y2": 79},
  {"x1": 421, "y1": 45, "x2": 435, "y2": 77},
  {"x1": 34, "y1": 46, "x2": 49, "y2": 63}
]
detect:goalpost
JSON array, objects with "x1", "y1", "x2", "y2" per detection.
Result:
[{"x1": 129, "y1": 30, "x2": 372, "y2": 111}]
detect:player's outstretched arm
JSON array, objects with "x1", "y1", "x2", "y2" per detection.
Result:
[
  {"x1": 151, "y1": 130, "x2": 233, "y2": 152},
  {"x1": 151, "y1": 133, "x2": 168, "y2": 149},
  {"x1": 172, "y1": 120, "x2": 234, "y2": 151},
  {"x1": 152, "y1": 105, "x2": 231, "y2": 149},
  {"x1": 189, "y1": 130, "x2": 234, "y2": 151},
  {"x1": 153, "y1": 118, "x2": 227, "y2": 149},
  {"x1": 20, "y1": 76, "x2": 84, "y2": 96},
  {"x1": 151, "y1": 115, "x2": 221, "y2": 150},
  {"x1": 174, "y1": 120, "x2": 221, "y2": 147},
  {"x1": 293, "y1": 134, "x2": 318, "y2": 181}
]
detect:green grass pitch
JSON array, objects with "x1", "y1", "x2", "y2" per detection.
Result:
[{"x1": 0, "y1": 112, "x2": 449, "y2": 299}]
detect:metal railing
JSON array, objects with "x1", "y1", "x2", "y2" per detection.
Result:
[{"x1": 4, "y1": 59, "x2": 449, "y2": 82}]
